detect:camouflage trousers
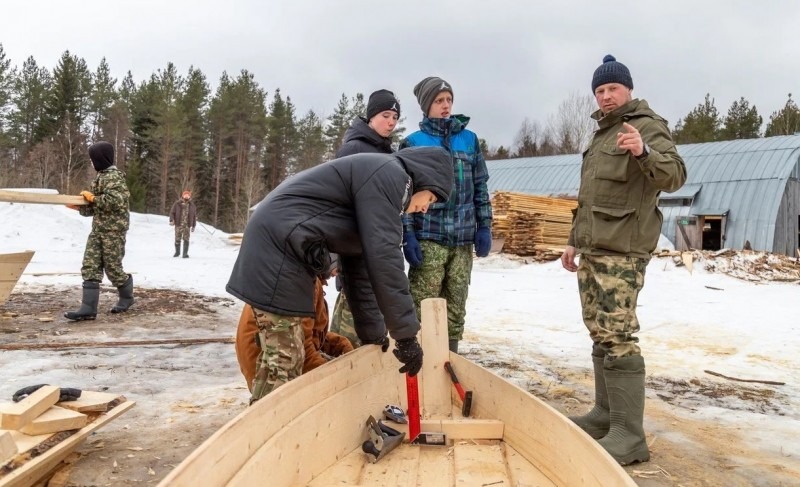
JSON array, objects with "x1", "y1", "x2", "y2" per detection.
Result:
[
  {"x1": 250, "y1": 307, "x2": 305, "y2": 403},
  {"x1": 408, "y1": 240, "x2": 473, "y2": 340},
  {"x1": 330, "y1": 292, "x2": 361, "y2": 347},
  {"x1": 577, "y1": 255, "x2": 647, "y2": 359},
  {"x1": 174, "y1": 224, "x2": 191, "y2": 244},
  {"x1": 81, "y1": 230, "x2": 128, "y2": 287}
]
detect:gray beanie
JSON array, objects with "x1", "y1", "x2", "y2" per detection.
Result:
[
  {"x1": 413, "y1": 76, "x2": 453, "y2": 115},
  {"x1": 591, "y1": 55, "x2": 633, "y2": 92}
]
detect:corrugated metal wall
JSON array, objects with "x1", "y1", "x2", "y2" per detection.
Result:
[{"x1": 486, "y1": 135, "x2": 800, "y2": 254}]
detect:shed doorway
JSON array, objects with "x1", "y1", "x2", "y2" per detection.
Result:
[{"x1": 702, "y1": 216, "x2": 723, "y2": 250}]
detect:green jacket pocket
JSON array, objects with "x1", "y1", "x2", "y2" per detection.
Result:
[
  {"x1": 590, "y1": 206, "x2": 637, "y2": 253},
  {"x1": 595, "y1": 147, "x2": 629, "y2": 182}
]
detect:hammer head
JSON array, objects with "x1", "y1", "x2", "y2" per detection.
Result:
[{"x1": 462, "y1": 391, "x2": 473, "y2": 417}]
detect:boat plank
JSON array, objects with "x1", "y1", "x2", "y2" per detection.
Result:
[
  {"x1": 415, "y1": 444, "x2": 454, "y2": 486},
  {"x1": 307, "y1": 448, "x2": 364, "y2": 486},
  {"x1": 418, "y1": 299, "x2": 450, "y2": 418},
  {"x1": 454, "y1": 442, "x2": 510, "y2": 486},
  {"x1": 359, "y1": 442, "x2": 420, "y2": 486},
  {"x1": 225, "y1": 360, "x2": 403, "y2": 486},
  {"x1": 505, "y1": 443, "x2": 556, "y2": 487},
  {"x1": 0, "y1": 251, "x2": 34, "y2": 306}
]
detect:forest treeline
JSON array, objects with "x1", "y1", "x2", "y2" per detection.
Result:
[{"x1": 1, "y1": 45, "x2": 798, "y2": 231}]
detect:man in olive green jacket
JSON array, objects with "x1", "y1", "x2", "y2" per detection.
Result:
[{"x1": 561, "y1": 55, "x2": 686, "y2": 466}]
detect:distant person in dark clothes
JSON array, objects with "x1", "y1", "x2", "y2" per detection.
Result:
[
  {"x1": 331, "y1": 89, "x2": 402, "y2": 346},
  {"x1": 227, "y1": 146, "x2": 453, "y2": 403},
  {"x1": 65, "y1": 141, "x2": 134, "y2": 321},
  {"x1": 169, "y1": 190, "x2": 197, "y2": 258}
]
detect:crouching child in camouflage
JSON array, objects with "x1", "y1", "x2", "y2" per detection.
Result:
[
  {"x1": 227, "y1": 146, "x2": 453, "y2": 404},
  {"x1": 64, "y1": 141, "x2": 134, "y2": 321}
]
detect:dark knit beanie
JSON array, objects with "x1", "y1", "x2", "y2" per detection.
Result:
[
  {"x1": 88, "y1": 141, "x2": 115, "y2": 172},
  {"x1": 366, "y1": 89, "x2": 400, "y2": 120},
  {"x1": 413, "y1": 76, "x2": 453, "y2": 115},
  {"x1": 591, "y1": 55, "x2": 633, "y2": 92}
]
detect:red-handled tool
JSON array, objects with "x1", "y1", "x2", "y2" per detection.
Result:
[
  {"x1": 405, "y1": 373, "x2": 446, "y2": 445},
  {"x1": 444, "y1": 361, "x2": 473, "y2": 417}
]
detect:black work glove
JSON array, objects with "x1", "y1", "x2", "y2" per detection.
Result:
[
  {"x1": 12, "y1": 384, "x2": 82, "y2": 403},
  {"x1": 362, "y1": 335, "x2": 390, "y2": 352},
  {"x1": 393, "y1": 337, "x2": 423, "y2": 376}
]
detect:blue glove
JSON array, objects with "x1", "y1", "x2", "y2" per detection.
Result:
[
  {"x1": 475, "y1": 227, "x2": 492, "y2": 257},
  {"x1": 402, "y1": 231, "x2": 423, "y2": 267}
]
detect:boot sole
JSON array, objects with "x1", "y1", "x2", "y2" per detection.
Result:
[
  {"x1": 616, "y1": 449, "x2": 650, "y2": 465},
  {"x1": 64, "y1": 314, "x2": 96, "y2": 321}
]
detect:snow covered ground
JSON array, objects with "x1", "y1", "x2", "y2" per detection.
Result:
[{"x1": 1, "y1": 199, "x2": 798, "y2": 485}]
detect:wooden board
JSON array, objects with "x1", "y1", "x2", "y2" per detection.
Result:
[
  {"x1": 0, "y1": 431, "x2": 16, "y2": 466},
  {"x1": 19, "y1": 408, "x2": 87, "y2": 436},
  {"x1": 454, "y1": 442, "x2": 510, "y2": 486},
  {"x1": 0, "y1": 386, "x2": 60, "y2": 430},
  {"x1": 56, "y1": 392, "x2": 125, "y2": 413},
  {"x1": 0, "y1": 251, "x2": 34, "y2": 306},
  {"x1": 0, "y1": 191, "x2": 87, "y2": 206},
  {"x1": 389, "y1": 419, "x2": 504, "y2": 440},
  {"x1": 418, "y1": 299, "x2": 451, "y2": 418},
  {"x1": 0, "y1": 400, "x2": 134, "y2": 487}
]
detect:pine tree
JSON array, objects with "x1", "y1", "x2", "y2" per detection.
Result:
[
  {"x1": 672, "y1": 93, "x2": 720, "y2": 144},
  {"x1": 150, "y1": 62, "x2": 186, "y2": 214},
  {"x1": 764, "y1": 94, "x2": 800, "y2": 137},
  {"x1": 177, "y1": 66, "x2": 209, "y2": 195},
  {"x1": 324, "y1": 93, "x2": 352, "y2": 158},
  {"x1": 42, "y1": 51, "x2": 94, "y2": 194},
  {"x1": 295, "y1": 109, "x2": 326, "y2": 172},
  {"x1": 265, "y1": 88, "x2": 297, "y2": 190},
  {"x1": 719, "y1": 97, "x2": 762, "y2": 141},
  {"x1": 0, "y1": 44, "x2": 15, "y2": 138},
  {"x1": 89, "y1": 57, "x2": 117, "y2": 139}
]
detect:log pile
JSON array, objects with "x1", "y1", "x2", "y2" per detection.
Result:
[
  {"x1": 654, "y1": 248, "x2": 800, "y2": 283},
  {"x1": 491, "y1": 192, "x2": 577, "y2": 260}
]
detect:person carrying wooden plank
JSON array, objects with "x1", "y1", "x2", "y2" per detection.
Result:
[{"x1": 64, "y1": 141, "x2": 134, "y2": 321}]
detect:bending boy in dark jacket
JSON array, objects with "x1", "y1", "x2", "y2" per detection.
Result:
[{"x1": 227, "y1": 146, "x2": 453, "y2": 403}]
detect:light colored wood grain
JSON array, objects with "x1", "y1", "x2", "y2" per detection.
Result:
[
  {"x1": 0, "y1": 190, "x2": 87, "y2": 206},
  {"x1": 1, "y1": 400, "x2": 134, "y2": 487},
  {"x1": 0, "y1": 251, "x2": 34, "y2": 306},
  {"x1": 56, "y1": 391, "x2": 124, "y2": 413},
  {"x1": 389, "y1": 419, "x2": 503, "y2": 440},
  {"x1": 0, "y1": 430, "x2": 17, "y2": 465},
  {"x1": 0, "y1": 386, "x2": 60, "y2": 430},
  {"x1": 418, "y1": 298, "x2": 450, "y2": 419},
  {"x1": 454, "y1": 442, "x2": 510, "y2": 486},
  {"x1": 19, "y1": 407, "x2": 87, "y2": 436}
]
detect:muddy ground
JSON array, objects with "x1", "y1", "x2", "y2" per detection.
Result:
[{"x1": 1, "y1": 286, "x2": 798, "y2": 487}]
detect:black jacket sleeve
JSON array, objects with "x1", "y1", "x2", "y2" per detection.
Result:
[{"x1": 351, "y1": 164, "x2": 420, "y2": 341}]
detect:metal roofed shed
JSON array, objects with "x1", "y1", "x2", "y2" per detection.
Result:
[{"x1": 487, "y1": 135, "x2": 800, "y2": 255}]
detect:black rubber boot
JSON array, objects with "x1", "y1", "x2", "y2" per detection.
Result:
[
  {"x1": 64, "y1": 281, "x2": 100, "y2": 321},
  {"x1": 111, "y1": 274, "x2": 134, "y2": 313},
  {"x1": 448, "y1": 339, "x2": 459, "y2": 354},
  {"x1": 173, "y1": 243, "x2": 180, "y2": 257},
  {"x1": 182, "y1": 241, "x2": 189, "y2": 258},
  {"x1": 569, "y1": 345, "x2": 609, "y2": 439},
  {"x1": 597, "y1": 355, "x2": 650, "y2": 465}
]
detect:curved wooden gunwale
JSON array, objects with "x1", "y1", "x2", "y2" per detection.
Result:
[
  {"x1": 0, "y1": 251, "x2": 34, "y2": 306},
  {"x1": 158, "y1": 299, "x2": 634, "y2": 486}
]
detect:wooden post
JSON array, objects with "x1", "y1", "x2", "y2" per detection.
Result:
[
  {"x1": 0, "y1": 190, "x2": 87, "y2": 206},
  {"x1": 418, "y1": 298, "x2": 451, "y2": 418},
  {"x1": 1, "y1": 250, "x2": 35, "y2": 306}
]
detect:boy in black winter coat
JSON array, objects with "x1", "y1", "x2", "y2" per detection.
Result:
[{"x1": 227, "y1": 146, "x2": 452, "y2": 402}]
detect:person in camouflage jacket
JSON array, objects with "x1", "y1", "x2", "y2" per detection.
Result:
[
  {"x1": 65, "y1": 141, "x2": 134, "y2": 321},
  {"x1": 561, "y1": 55, "x2": 686, "y2": 466},
  {"x1": 400, "y1": 76, "x2": 493, "y2": 354}
]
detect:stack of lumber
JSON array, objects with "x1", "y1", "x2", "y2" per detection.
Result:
[
  {"x1": 0, "y1": 386, "x2": 134, "y2": 487},
  {"x1": 491, "y1": 192, "x2": 577, "y2": 260},
  {"x1": 227, "y1": 233, "x2": 243, "y2": 246}
]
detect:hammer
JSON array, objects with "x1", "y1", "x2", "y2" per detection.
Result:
[{"x1": 444, "y1": 361, "x2": 473, "y2": 417}]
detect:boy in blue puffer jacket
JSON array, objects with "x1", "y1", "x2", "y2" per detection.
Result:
[{"x1": 400, "y1": 76, "x2": 493, "y2": 354}]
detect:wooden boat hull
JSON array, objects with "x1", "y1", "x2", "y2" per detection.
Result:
[
  {"x1": 159, "y1": 299, "x2": 634, "y2": 486},
  {"x1": 0, "y1": 251, "x2": 34, "y2": 306}
]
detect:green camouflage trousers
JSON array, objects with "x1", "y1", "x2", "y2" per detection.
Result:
[
  {"x1": 250, "y1": 307, "x2": 305, "y2": 403},
  {"x1": 174, "y1": 224, "x2": 191, "y2": 244},
  {"x1": 81, "y1": 231, "x2": 128, "y2": 287},
  {"x1": 408, "y1": 240, "x2": 473, "y2": 341},
  {"x1": 330, "y1": 292, "x2": 361, "y2": 347},
  {"x1": 577, "y1": 255, "x2": 647, "y2": 359}
]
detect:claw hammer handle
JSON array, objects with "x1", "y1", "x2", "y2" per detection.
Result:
[{"x1": 444, "y1": 361, "x2": 466, "y2": 401}]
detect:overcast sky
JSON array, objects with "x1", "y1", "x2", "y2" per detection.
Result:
[{"x1": 2, "y1": 0, "x2": 799, "y2": 148}]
